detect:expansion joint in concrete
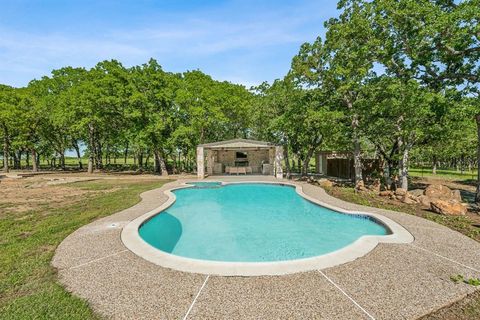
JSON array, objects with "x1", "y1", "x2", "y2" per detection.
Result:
[
  {"x1": 318, "y1": 270, "x2": 375, "y2": 320},
  {"x1": 183, "y1": 275, "x2": 210, "y2": 320},
  {"x1": 409, "y1": 244, "x2": 480, "y2": 274},
  {"x1": 68, "y1": 249, "x2": 129, "y2": 270}
]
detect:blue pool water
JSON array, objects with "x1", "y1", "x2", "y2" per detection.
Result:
[{"x1": 139, "y1": 183, "x2": 389, "y2": 262}]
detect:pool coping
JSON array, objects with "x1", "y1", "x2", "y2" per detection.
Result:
[{"x1": 121, "y1": 180, "x2": 414, "y2": 276}]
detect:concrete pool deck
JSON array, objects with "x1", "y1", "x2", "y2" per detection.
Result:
[{"x1": 52, "y1": 176, "x2": 480, "y2": 319}]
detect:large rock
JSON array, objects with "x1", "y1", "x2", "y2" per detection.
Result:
[
  {"x1": 368, "y1": 179, "x2": 381, "y2": 192},
  {"x1": 395, "y1": 188, "x2": 408, "y2": 196},
  {"x1": 409, "y1": 189, "x2": 424, "y2": 197},
  {"x1": 424, "y1": 184, "x2": 454, "y2": 200},
  {"x1": 318, "y1": 178, "x2": 334, "y2": 188},
  {"x1": 379, "y1": 190, "x2": 393, "y2": 197},
  {"x1": 418, "y1": 195, "x2": 433, "y2": 207},
  {"x1": 355, "y1": 180, "x2": 367, "y2": 192},
  {"x1": 430, "y1": 199, "x2": 467, "y2": 216},
  {"x1": 401, "y1": 194, "x2": 415, "y2": 204},
  {"x1": 451, "y1": 190, "x2": 462, "y2": 202}
]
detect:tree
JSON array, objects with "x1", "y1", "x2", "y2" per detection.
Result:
[
  {"x1": 126, "y1": 59, "x2": 177, "y2": 175},
  {"x1": 0, "y1": 85, "x2": 21, "y2": 172},
  {"x1": 370, "y1": 0, "x2": 480, "y2": 199},
  {"x1": 359, "y1": 77, "x2": 442, "y2": 189},
  {"x1": 324, "y1": 0, "x2": 379, "y2": 185}
]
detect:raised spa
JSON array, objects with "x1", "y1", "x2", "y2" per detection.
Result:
[{"x1": 138, "y1": 183, "x2": 390, "y2": 262}]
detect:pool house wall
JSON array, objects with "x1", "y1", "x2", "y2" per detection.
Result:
[{"x1": 196, "y1": 139, "x2": 283, "y2": 179}]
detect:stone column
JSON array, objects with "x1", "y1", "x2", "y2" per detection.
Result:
[
  {"x1": 207, "y1": 149, "x2": 214, "y2": 175},
  {"x1": 274, "y1": 146, "x2": 283, "y2": 179},
  {"x1": 196, "y1": 146, "x2": 204, "y2": 179}
]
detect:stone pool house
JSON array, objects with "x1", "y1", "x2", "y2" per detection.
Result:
[{"x1": 196, "y1": 139, "x2": 283, "y2": 179}]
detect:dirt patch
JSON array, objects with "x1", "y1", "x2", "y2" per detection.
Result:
[
  {"x1": 0, "y1": 177, "x2": 93, "y2": 215},
  {"x1": 0, "y1": 172, "x2": 175, "y2": 217}
]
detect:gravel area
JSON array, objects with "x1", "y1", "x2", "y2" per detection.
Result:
[{"x1": 53, "y1": 177, "x2": 480, "y2": 319}]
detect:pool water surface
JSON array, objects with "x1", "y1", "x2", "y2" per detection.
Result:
[{"x1": 139, "y1": 183, "x2": 389, "y2": 262}]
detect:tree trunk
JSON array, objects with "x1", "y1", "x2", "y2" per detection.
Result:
[
  {"x1": 383, "y1": 161, "x2": 392, "y2": 190},
  {"x1": 124, "y1": 142, "x2": 129, "y2": 164},
  {"x1": 26, "y1": 151, "x2": 30, "y2": 168},
  {"x1": 138, "y1": 152, "x2": 143, "y2": 169},
  {"x1": 154, "y1": 150, "x2": 169, "y2": 176},
  {"x1": 60, "y1": 152, "x2": 65, "y2": 170},
  {"x1": 475, "y1": 113, "x2": 480, "y2": 203},
  {"x1": 399, "y1": 147, "x2": 410, "y2": 190},
  {"x1": 14, "y1": 150, "x2": 21, "y2": 169},
  {"x1": 88, "y1": 157, "x2": 94, "y2": 174},
  {"x1": 73, "y1": 141, "x2": 83, "y2": 170},
  {"x1": 31, "y1": 148, "x2": 38, "y2": 172},
  {"x1": 302, "y1": 147, "x2": 315, "y2": 176},
  {"x1": 3, "y1": 126, "x2": 9, "y2": 172},
  {"x1": 88, "y1": 124, "x2": 95, "y2": 174},
  {"x1": 432, "y1": 155, "x2": 437, "y2": 175},
  {"x1": 352, "y1": 114, "x2": 363, "y2": 184}
]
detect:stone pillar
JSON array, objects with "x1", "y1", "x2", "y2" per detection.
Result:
[
  {"x1": 274, "y1": 146, "x2": 283, "y2": 179},
  {"x1": 196, "y1": 146, "x2": 204, "y2": 179},
  {"x1": 207, "y1": 149, "x2": 214, "y2": 175}
]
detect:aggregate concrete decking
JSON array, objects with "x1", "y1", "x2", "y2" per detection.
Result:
[{"x1": 52, "y1": 177, "x2": 480, "y2": 320}]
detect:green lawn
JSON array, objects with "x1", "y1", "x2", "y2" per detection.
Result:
[
  {"x1": 409, "y1": 167, "x2": 477, "y2": 182},
  {"x1": 0, "y1": 178, "x2": 170, "y2": 319}
]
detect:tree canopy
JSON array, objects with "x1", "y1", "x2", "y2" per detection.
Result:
[{"x1": 1, "y1": 0, "x2": 479, "y2": 201}]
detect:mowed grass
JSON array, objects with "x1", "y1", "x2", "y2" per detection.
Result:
[
  {"x1": 410, "y1": 167, "x2": 477, "y2": 183},
  {"x1": 0, "y1": 178, "x2": 170, "y2": 319}
]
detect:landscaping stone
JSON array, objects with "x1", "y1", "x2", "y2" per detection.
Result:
[
  {"x1": 409, "y1": 189, "x2": 424, "y2": 197},
  {"x1": 430, "y1": 199, "x2": 467, "y2": 216},
  {"x1": 379, "y1": 190, "x2": 393, "y2": 197},
  {"x1": 318, "y1": 178, "x2": 333, "y2": 188},
  {"x1": 395, "y1": 188, "x2": 408, "y2": 196},
  {"x1": 368, "y1": 179, "x2": 381, "y2": 192},
  {"x1": 355, "y1": 180, "x2": 367, "y2": 191},
  {"x1": 401, "y1": 195, "x2": 415, "y2": 204},
  {"x1": 424, "y1": 184, "x2": 461, "y2": 201},
  {"x1": 418, "y1": 195, "x2": 433, "y2": 208},
  {"x1": 452, "y1": 189, "x2": 462, "y2": 202}
]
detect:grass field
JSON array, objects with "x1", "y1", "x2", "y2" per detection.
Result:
[
  {"x1": 0, "y1": 177, "x2": 170, "y2": 319},
  {"x1": 410, "y1": 168, "x2": 478, "y2": 182}
]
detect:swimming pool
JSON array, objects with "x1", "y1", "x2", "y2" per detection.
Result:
[{"x1": 138, "y1": 183, "x2": 389, "y2": 262}]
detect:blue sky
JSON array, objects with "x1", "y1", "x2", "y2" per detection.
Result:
[{"x1": 0, "y1": 0, "x2": 339, "y2": 88}]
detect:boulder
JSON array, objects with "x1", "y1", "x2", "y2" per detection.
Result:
[
  {"x1": 318, "y1": 178, "x2": 334, "y2": 188},
  {"x1": 430, "y1": 199, "x2": 467, "y2": 216},
  {"x1": 409, "y1": 189, "x2": 424, "y2": 197},
  {"x1": 401, "y1": 194, "x2": 415, "y2": 204},
  {"x1": 418, "y1": 195, "x2": 433, "y2": 207},
  {"x1": 424, "y1": 184, "x2": 452, "y2": 200},
  {"x1": 395, "y1": 188, "x2": 408, "y2": 196},
  {"x1": 379, "y1": 190, "x2": 393, "y2": 197},
  {"x1": 451, "y1": 190, "x2": 462, "y2": 202},
  {"x1": 368, "y1": 179, "x2": 381, "y2": 192},
  {"x1": 355, "y1": 180, "x2": 367, "y2": 192}
]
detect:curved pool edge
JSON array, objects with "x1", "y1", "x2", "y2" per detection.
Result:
[{"x1": 121, "y1": 180, "x2": 414, "y2": 276}]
